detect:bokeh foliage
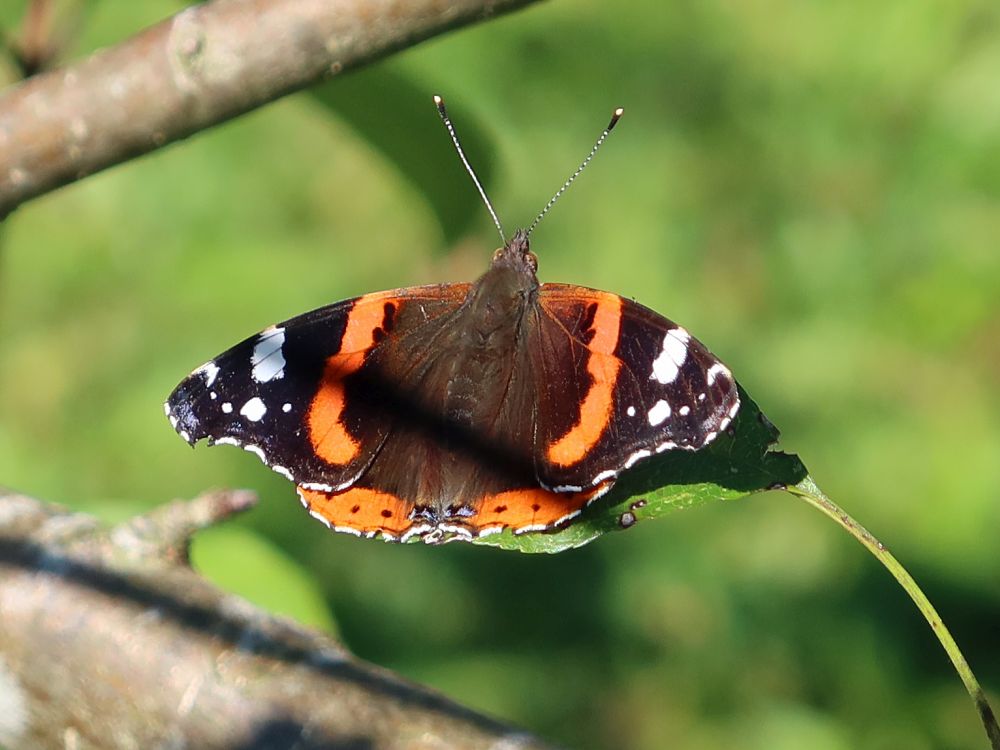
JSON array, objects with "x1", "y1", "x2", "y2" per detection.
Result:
[{"x1": 1, "y1": 1, "x2": 998, "y2": 748}]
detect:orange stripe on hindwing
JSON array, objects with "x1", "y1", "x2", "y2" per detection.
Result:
[
  {"x1": 298, "y1": 486, "x2": 414, "y2": 538},
  {"x1": 546, "y1": 293, "x2": 623, "y2": 467},
  {"x1": 475, "y1": 483, "x2": 609, "y2": 533},
  {"x1": 307, "y1": 294, "x2": 393, "y2": 466}
]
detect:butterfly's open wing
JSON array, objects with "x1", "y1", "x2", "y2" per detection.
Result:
[
  {"x1": 167, "y1": 276, "x2": 739, "y2": 543},
  {"x1": 531, "y1": 284, "x2": 740, "y2": 491},
  {"x1": 165, "y1": 284, "x2": 470, "y2": 493}
]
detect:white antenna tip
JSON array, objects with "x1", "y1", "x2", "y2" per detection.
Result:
[
  {"x1": 526, "y1": 103, "x2": 624, "y2": 236},
  {"x1": 608, "y1": 107, "x2": 624, "y2": 131},
  {"x1": 432, "y1": 94, "x2": 505, "y2": 241}
]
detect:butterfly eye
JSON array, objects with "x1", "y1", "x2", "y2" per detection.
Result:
[
  {"x1": 493, "y1": 248, "x2": 504, "y2": 262},
  {"x1": 526, "y1": 252, "x2": 538, "y2": 272}
]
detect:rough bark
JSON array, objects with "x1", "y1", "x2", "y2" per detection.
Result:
[
  {"x1": 0, "y1": 0, "x2": 537, "y2": 220},
  {"x1": 0, "y1": 489, "x2": 554, "y2": 750}
]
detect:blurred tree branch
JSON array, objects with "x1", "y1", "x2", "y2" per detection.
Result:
[
  {"x1": 0, "y1": 489, "x2": 553, "y2": 750},
  {"x1": 0, "y1": 0, "x2": 536, "y2": 221}
]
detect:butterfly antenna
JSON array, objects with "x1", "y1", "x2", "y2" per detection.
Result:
[
  {"x1": 527, "y1": 106, "x2": 624, "y2": 237},
  {"x1": 434, "y1": 95, "x2": 506, "y2": 244}
]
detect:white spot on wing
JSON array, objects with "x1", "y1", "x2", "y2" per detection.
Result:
[
  {"x1": 706, "y1": 362, "x2": 730, "y2": 386},
  {"x1": 300, "y1": 481, "x2": 336, "y2": 493},
  {"x1": 308, "y1": 508, "x2": 334, "y2": 529},
  {"x1": 438, "y1": 524, "x2": 475, "y2": 540},
  {"x1": 679, "y1": 405, "x2": 691, "y2": 416},
  {"x1": 719, "y1": 398, "x2": 740, "y2": 432},
  {"x1": 626, "y1": 405, "x2": 636, "y2": 417},
  {"x1": 551, "y1": 484, "x2": 583, "y2": 493},
  {"x1": 271, "y1": 465, "x2": 293, "y2": 481},
  {"x1": 592, "y1": 469, "x2": 617, "y2": 484},
  {"x1": 195, "y1": 361, "x2": 220, "y2": 387},
  {"x1": 240, "y1": 397, "x2": 267, "y2": 422},
  {"x1": 648, "y1": 399, "x2": 672, "y2": 426},
  {"x1": 282, "y1": 402, "x2": 292, "y2": 413},
  {"x1": 513, "y1": 523, "x2": 549, "y2": 535},
  {"x1": 728, "y1": 398, "x2": 741, "y2": 419},
  {"x1": 243, "y1": 444, "x2": 266, "y2": 462},
  {"x1": 624, "y1": 448, "x2": 651, "y2": 468},
  {"x1": 221, "y1": 402, "x2": 233, "y2": 414},
  {"x1": 651, "y1": 328, "x2": 690, "y2": 384},
  {"x1": 401, "y1": 524, "x2": 435, "y2": 543},
  {"x1": 251, "y1": 327, "x2": 286, "y2": 383},
  {"x1": 588, "y1": 483, "x2": 612, "y2": 503}
]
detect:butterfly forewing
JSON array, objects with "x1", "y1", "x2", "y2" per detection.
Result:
[
  {"x1": 531, "y1": 284, "x2": 740, "y2": 491},
  {"x1": 165, "y1": 285, "x2": 470, "y2": 490}
]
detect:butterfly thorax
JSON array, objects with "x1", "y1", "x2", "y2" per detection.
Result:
[{"x1": 437, "y1": 232, "x2": 540, "y2": 434}]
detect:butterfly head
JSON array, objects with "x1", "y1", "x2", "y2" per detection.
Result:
[{"x1": 491, "y1": 228, "x2": 538, "y2": 276}]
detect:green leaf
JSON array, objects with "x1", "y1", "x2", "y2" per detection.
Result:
[
  {"x1": 475, "y1": 384, "x2": 807, "y2": 553},
  {"x1": 308, "y1": 66, "x2": 496, "y2": 245}
]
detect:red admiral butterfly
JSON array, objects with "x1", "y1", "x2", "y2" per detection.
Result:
[{"x1": 166, "y1": 97, "x2": 740, "y2": 544}]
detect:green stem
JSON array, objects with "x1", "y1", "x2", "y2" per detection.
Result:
[{"x1": 785, "y1": 477, "x2": 999, "y2": 750}]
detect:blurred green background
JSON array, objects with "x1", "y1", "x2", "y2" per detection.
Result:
[{"x1": 2, "y1": 1, "x2": 998, "y2": 748}]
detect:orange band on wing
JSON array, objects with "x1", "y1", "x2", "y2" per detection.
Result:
[
  {"x1": 298, "y1": 486, "x2": 414, "y2": 538},
  {"x1": 474, "y1": 484, "x2": 608, "y2": 533},
  {"x1": 307, "y1": 294, "x2": 388, "y2": 466},
  {"x1": 546, "y1": 294, "x2": 622, "y2": 467},
  {"x1": 339, "y1": 294, "x2": 390, "y2": 352}
]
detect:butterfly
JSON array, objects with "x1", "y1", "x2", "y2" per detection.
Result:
[{"x1": 165, "y1": 97, "x2": 740, "y2": 544}]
